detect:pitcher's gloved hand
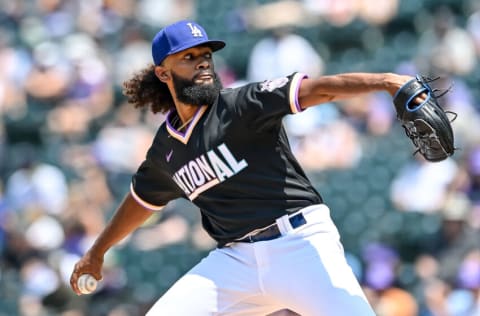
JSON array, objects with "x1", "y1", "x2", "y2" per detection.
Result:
[{"x1": 393, "y1": 75, "x2": 456, "y2": 162}]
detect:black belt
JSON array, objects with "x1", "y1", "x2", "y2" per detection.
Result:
[{"x1": 236, "y1": 212, "x2": 307, "y2": 243}]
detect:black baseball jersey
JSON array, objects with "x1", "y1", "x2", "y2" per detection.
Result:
[{"x1": 131, "y1": 72, "x2": 323, "y2": 246}]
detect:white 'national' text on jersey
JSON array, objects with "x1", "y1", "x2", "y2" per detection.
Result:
[{"x1": 172, "y1": 143, "x2": 248, "y2": 200}]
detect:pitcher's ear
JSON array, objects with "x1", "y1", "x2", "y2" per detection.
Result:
[{"x1": 154, "y1": 66, "x2": 169, "y2": 82}]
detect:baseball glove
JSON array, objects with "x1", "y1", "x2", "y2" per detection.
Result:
[{"x1": 393, "y1": 75, "x2": 456, "y2": 162}]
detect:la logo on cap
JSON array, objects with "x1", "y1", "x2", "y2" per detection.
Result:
[
  {"x1": 151, "y1": 20, "x2": 225, "y2": 65},
  {"x1": 187, "y1": 23, "x2": 203, "y2": 37}
]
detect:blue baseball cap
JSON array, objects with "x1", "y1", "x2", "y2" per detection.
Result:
[{"x1": 152, "y1": 20, "x2": 226, "y2": 65}]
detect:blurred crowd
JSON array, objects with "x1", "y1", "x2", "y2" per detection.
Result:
[{"x1": 0, "y1": 0, "x2": 480, "y2": 315}]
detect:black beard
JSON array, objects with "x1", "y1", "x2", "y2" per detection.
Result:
[{"x1": 172, "y1": 71, "x2": 222, "y2": 106}]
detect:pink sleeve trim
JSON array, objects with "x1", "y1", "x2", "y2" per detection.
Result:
[
  {"x1": 130, "y1": 183, "x2": 164, "y2": 211},
  {"x1": 289, "y1": 73, "x2": 308, "y2": 114}
]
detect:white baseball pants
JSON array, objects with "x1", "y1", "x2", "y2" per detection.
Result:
[{"x1": 146, "y1": 204, "x2": 376, "y2": 316}]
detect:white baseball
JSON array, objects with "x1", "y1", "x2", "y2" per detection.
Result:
[{"x1": 77, "y1": 274, "x2": 98, "y2": 294}]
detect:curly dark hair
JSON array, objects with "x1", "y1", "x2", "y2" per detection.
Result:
[{"x1": 122, "y1": 64, "x2": 174, "y2": 114}]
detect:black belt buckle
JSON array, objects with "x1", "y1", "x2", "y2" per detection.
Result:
[{"x1": 289, "y1": 212, "x2": 307, "y2": 228}]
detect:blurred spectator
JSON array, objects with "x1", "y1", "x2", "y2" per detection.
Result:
[
  {"x1": 93, "y1": 102, "x2": 155, "y2": 175},
  {"x1": 416, "y1": 6, "x2": 477, "y2": 76},
  {"x1": 246, "y1": 26, "x2": 324, "y2": 82},
  {"x1": 113, "y1": 23, "x2": 152, "y2": 88},
  {"x1": 375, "y1": 287, "x2": 419, "y2": 316},
  {"x1": 136, "y1": 0, "x2": 195, "y2": 28},
  {"x1": 289, "y1": 115, "x2": 362, "y2": 170},
  {"x1": 421, "y1": 278, "x2": 452, "y2": 316},
  {"x1": 23, "y1": 41, "x2": 70, "y2": 101},
  {"x1": 302, "y1": 0, "x2": 358, "y2": 26},
  {"x1": 338, "y1": 91, "x2": 396, "y2": 136},
  {"x1": 418, "y1": 193, "x2": 480, "y2": 285},
  {"x1": 0, "y1": 32, "x2": 28, "y2": 120},
  {"x1": 390, "y1": 156, "x2": 458, "y2": 213},
  {"x1": 362, "y1": 243, "x2": 399, "y2": 291},
  {"x1": 302, "y1": 0, "x2": 399, "y2": 26},
  {"x1": 457, "y1": 249, "x2": 480, "y2": 290},
  {"x1": 4, "y1": 145, "x2": 68, "y2": 215},
  {"x1": 356, "y1": 0, "x2": 399, "y2": 26}
]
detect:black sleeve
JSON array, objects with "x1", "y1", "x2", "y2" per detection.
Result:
[
  {"x1": 233, "y1": 72, "x2": 307, "y2": 131},
  {"x1": 130, "y1": 154, "x2": 184, "y2": 210}
]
